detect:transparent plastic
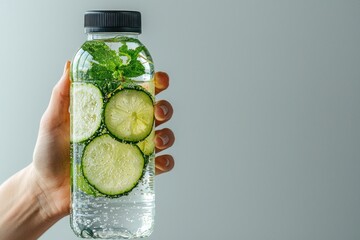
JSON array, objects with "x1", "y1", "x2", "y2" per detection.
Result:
[{"x1": 70, "y1": 32, "x2": 155, "y2": 239}]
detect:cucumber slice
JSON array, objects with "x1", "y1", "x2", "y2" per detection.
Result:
[
  {"x1": 104, "y1": 88, "x2": 154, "y2": 143},
  {"x1": 70, "y1": 83, "x2": 103, "y2": 143},
  {"x1": 137, "y1": 129, "x2": 155, "y2": 156},
  {"x1": 75, "y1": 163, "x2": 102, "y2": 196},
  {"x1": 82, "y1": 134, "x2": 145, "y2": 196}
]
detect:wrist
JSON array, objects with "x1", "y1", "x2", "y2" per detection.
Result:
[
  {"x1": 0, "y1": 165, "x2": 64, "y2": 240},
  {"x1": 28, "y1": 164, "x2": 69, "y2": 221}
]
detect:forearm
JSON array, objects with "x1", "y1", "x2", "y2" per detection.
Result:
[{"x1": 0, "y1": 165, "x2": 62, "y2": 240}]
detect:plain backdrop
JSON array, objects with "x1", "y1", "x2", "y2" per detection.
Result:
[{"x1": 0, "y1": 0, "x2": 359, "y2": 239}]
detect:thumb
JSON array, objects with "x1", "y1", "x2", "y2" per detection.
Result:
[{"x1": 40, "y1": 61, "x2": 71, "y2": 131}]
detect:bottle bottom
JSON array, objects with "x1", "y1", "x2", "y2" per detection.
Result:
[
  {"x1": 70, "y1": 191, "x2": 155, "y2": 239},
  {"x1": 76, "y1": 226, "x2": 154, "y2": 239}
]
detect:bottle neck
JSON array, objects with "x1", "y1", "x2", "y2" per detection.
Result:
[{"x1": 86, "y1": 32, "x2": 140, "y2": 40}]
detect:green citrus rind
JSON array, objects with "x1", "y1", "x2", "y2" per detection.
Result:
[{"x1": 104, "y1": 87, "x2": 154, "y2": 143}]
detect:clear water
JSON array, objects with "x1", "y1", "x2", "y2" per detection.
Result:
[
  {"x1": 70, "y1": 153, "x2": 155, "y2": 239},
  {"x1": 71, "y1": 36, "x2": 155, "y2": 238},
  {"x1": 70, "y1": 79, "x2": 155, "y2": 238}
]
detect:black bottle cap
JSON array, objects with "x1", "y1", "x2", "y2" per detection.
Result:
[{"x1": 84, "y1": 10, "x2": 141, "y2": 33}]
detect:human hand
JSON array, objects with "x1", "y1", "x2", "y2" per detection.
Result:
[{"x1": 31, "y1": 61, "x2": 175, "y2": 218}]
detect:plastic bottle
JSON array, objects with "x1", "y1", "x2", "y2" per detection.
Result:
[{"x1": 70, "y1": 10, "x2": 155, "y2": 239}]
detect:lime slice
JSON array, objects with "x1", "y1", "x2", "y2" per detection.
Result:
[
  {"x1": 104, "y1": 88, "x2": 154, "y2": 143},
  {"x1": 70, "y1": 83, "x2": 103, "y2": 142},
  {"x1": 82, "y1": 134, "x2": 145, "y2": 196},
  {"x1": 75, "y1": 163, "x2": 103, "y2": 196},
  {"x1": 137, "y1": 129, "x2": 155, "y2": 156}
]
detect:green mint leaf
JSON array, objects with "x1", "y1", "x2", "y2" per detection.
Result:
[
  {"x1": 81, "y1": 41, "x2": 122, "y2": 93},
  {"x1": 81, "y1": 41, "x2": 122, "y2": 80},
  {"x1": 86, "y1": 64, "x2": 114, "y2": 81},
  {"x1": 119, "y1": 44, "x2": 129, "y2": 53},
  {"x1": 122, "y1": 59, "x2": 145, "y2": 78},
  {"x1": 119, "y1": 45, "x2": 146, "y2": 78}
]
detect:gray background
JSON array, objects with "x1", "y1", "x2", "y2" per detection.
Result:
[{"x1": 0, "y1": 0, "x2": 359, "y2": 239}]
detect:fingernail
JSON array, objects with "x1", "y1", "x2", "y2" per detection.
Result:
[
  {"x1": 159, "y1": 104, "x2": 169, "y2": 116},
  {"x1": 158, "y1": 157, "x2": 170, "y2": 167},
  {"x1": 158, "y1": 134, "x2": 170, "y2": 146}
]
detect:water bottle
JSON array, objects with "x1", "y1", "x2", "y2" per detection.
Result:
[{"x1": 70, "y1": 10, "x2": 155, "y2": 239}]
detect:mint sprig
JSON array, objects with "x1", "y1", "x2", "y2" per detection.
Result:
[
  {"x1": 81, "y1": 40, "x2": 147, "y2": 93},
  {"x1": 119, "y1": 44, "x2": 145, "y2": 78}
]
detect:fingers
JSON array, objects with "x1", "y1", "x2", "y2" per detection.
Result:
[
  {"x1": 155, "y1": 100, "x2": 173, "y2": 126},
  {"x1": 154, "y1": 128, "x2": 175, "y2": 175},
  {"x1": 155, "y1": 72, "x2": 169, "y2": 95},
  {"x1": 155, "y1": 155, "x2": 175, "y2": 175},
  {"x1": 154, "y1": 71, "x2": 173, "y2": 126},
  {"x1": 154, "y1": 72, "x2": 175, "y2": 174},
  {"x1": 155, "y1": 128, "x2": 175, "y2": 153}
]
